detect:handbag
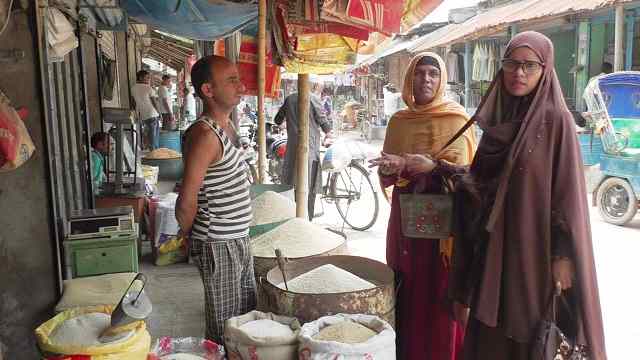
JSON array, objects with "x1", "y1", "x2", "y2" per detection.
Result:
[
  {"x1": 531, "y1": 289, "x2": 589, "y2": 360},
  {"x1": 398, "y1": 117, "x2": 476, "y2": 239},
  {"x1": 399, "y1": 182, "x2": 454, "y2": 239}
]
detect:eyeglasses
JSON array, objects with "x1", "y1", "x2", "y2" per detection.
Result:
[{"x1": 501, "y1": 59, "x2": 544, "y2": 74}]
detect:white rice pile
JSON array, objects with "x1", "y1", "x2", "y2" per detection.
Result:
[
  {"x1": 238, "y1": 319, "x2": 294, "y2": 338},
  {"x1": 50, "y1": 312, "x2": 134, "y2": 347},
  {"x1": 279, "y1": 264, "x2": 376, "y2": 293},
  {"x1": 251, "y1": 218, "x2": 344, "y2": 258},
  {"x1": 250, "y1": 191, "x2": 296, "y2": 226},
  {"x1": 313, "y1": 320, "x2": 377, "y2": 344},
  {"x1": 160, "y1": 354, "x2": 207, "y2": 360}
]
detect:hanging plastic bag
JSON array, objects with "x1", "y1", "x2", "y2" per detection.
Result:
[
  {"x1": 0, "y1": 89, "x2": 35, "y2": 172},
  {"x1": 148, "y1": 336, "x2": 225, "y2": 360}
]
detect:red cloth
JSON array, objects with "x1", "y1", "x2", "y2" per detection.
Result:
[
  {"x1": 346, "y1": 0, "x2": 404, "y2": 35},
  {"x1": 382, "y1": 173, "x2": 464, "y2": 360}
]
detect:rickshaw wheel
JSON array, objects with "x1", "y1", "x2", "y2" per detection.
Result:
[{"x1": 596, "y1": 177, "x2": 638, "y2": 226}]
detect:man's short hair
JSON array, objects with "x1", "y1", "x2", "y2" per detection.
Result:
[
  {"x1": 136, "y1": 70, "x2": 149, "y2": 82},
  {"x1": 162, "y1": 74, "x2": 171, "y2": 81},
  {"x1": 601, "y1": 62, "x2": 613, "y2": 74},
  {"x1": 191, "y1": 55, "x2": 229, "y2": 99},
  {"x1": 91, "y1": 132, "x2": 109, "y2": 148}
]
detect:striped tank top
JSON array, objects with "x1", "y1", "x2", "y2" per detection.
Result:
[{"x1": 191, "y1": 117, "x2": 252, "y2": 240}]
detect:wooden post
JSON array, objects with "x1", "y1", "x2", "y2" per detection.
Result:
[
  {"x1": 296, "y1": 73, "x2": 310, "y2": 218},
  {"x1": 614, "y1": 5, "x2": 624, "y2": 71},
  {"x1": 257, "y1": 0, "x2": 267, "y2": 183}
]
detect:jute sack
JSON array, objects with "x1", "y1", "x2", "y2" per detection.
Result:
[{"x1": 224, "y1": 310, "x2": 300, "y2": 360}]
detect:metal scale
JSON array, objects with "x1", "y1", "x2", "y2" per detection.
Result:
[
  {"x1": 63, "y1": 206, "x2": 138, "y2": 279},
  {"x1": 99, "y1": 273, "x2": 153, "y2": 342},
  {"x1": 101, "y1": 107, "x2": 144, "y2": 195}
]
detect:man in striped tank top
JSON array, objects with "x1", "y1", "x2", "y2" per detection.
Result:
[{"x1": 176, "y1": 55, "x2": 256, "y2": 344}]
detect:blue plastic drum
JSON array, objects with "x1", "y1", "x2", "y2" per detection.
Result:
[{"x1": 159, "y1": 131, "x2": 182, "y2": 153}]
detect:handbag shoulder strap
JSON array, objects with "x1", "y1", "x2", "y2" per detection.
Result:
[
  {"x1": 545, "y1": 291, "x2": 574, "y2": 322},
  {"x1": 434, "y1": 116, "x2": 476, "y2": 158}
]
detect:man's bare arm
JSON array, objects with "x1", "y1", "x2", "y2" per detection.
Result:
[{"x1": 176, "y1": 124, "x2": 222, "y2": 233}]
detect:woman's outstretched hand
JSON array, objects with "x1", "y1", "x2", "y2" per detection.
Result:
[
  {"x1": 403, "y1": 153, "x2": 437, "y2": 175},
  {"x1": 369, "y1": 152, "x2": 406, "y2": 175}
]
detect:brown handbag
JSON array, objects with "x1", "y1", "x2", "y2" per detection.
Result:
[{"x1": 398, "y1": 117, "x2": 476, "y2": 239}]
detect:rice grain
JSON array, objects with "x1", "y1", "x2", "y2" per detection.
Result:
[
  {"x1": 250, "y1": 191, "x2": 295, "y2": 226},
  {"x1": 50, "y1": 313, "x2": 133, "y2": 347},
  {"x1": 238, "y1": 319, "x2": 294, "y2": 338},
  {"x1": 313, "y1": 320, "x2": 377, "y2": 344},
  {"x1": 278, "y1": 264, "x2": 375, "y2": 293},
  {"x1": 251, "y1": 218, "x2": 344, "y2": 258}
]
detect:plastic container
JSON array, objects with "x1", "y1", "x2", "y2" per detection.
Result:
[
  {"x1": 159, "y1": 131, "x2": 182, "y2": 153},
  {"x1": 141, "y1": 158, "x2": 183, "y2": 180},
  {"x1": 262, "y1": 255, "x2": 396, "y2": 327}
]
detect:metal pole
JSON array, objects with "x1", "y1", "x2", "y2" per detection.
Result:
[
  {"x1": 625, "y1": 14, "x2": 634, "y2": 71},
  {"x1": 257, "y1": 0, "x2": 267, "y2": 183},
  {"x1": 464, "y1": 42, "x2": 471, "y2": 113},
  {"x1": 614, "y1": 5, "x2": 625, "y2": 72},
  {"x1": 115, "y1": 123, "x2": 124, "y2": 194},
  {"x1": 510, "y1": 24, "x2": 519, "y2": 38},
  {"x1": 296, "y1": 74, "x2": 310, "y2": 218},
  {"x1": 77, "y1": 32, "x2": 96, "y2": 207}
]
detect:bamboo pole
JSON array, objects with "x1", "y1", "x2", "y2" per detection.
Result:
[
  {"x1": 296, "y1": 74, "x2": 310, "y2": 218},
  {"x1": 257, "y1": 0, "x2": 267, "y2": 183},
  {"x1": 614, "y1": 5, "x2": 624, "y2": 72}
]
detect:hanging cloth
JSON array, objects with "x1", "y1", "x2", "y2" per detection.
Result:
[
  {"x1": 486, "y1": 42, "x2": 497, "y2": 81},
  {"x1": 472, "y1": 43, "x2": 482, "y2": 81}
]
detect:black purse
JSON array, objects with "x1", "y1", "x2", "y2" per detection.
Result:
[{"x1": 531, "y1": 289, "x2": 589, "y2": 360}]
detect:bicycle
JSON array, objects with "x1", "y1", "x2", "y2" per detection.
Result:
[{"x1": 319, "y1": 140, "x2": 379, "y2": 231}]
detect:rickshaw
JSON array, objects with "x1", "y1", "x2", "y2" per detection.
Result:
[{"x1": 581, "y1": 72, "x2": 640, "y2": 225}]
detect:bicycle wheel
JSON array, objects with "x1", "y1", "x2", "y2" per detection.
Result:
[{"x1": 330, "y1": 161, "x2": 379, "y2": 231}]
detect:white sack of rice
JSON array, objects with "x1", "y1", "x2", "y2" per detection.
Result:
[
  {"x1": 312, "y1": 320, "x2": 377, "y2": 344},
  {"x1": 250, "y1": 191, "x2": 296, "y2": 226},
  {"x1": 250, "y1": 218, "x2": 344, "y2": 258},
  {"x1": 278, "y1": 264, "x2": 376, "y2": 293},
  {"x1": 238, "y1": 319, "x2": 295, "y2": 338},
  {"x1": 160, "y1": 354, "x2": 207, "y2": 360},
  {"x1": 50, "y1": 312, "x2": 134, "y2": 347}
]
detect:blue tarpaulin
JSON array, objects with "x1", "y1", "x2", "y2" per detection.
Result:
[{"x1": 122, "y1": 0, "x2": 258, "y2": 40}]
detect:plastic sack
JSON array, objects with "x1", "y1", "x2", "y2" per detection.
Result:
[
  {"x1": 147, "y1": 336, "x2": 225, "y2": 360},
  {"x1": 298, "y1": 314, "x2": 396, "y2": 360},
  {"x1": 35, "y1": 305, "x2": 151, "y2": 360},
  {"x1": 151, "y1": 193, "x2": 187, "y2": 266},
  {"x1": 55, "y1": 273, "x2": 138, "y2": 313},
  {"x1": 224, "y1": 311, "x2": 301, "y2": 360},
  {"x1": 0, "y1": 89, "x2": 35, "y2": 172}
]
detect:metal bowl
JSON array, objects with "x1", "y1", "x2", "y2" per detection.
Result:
[{"x1": 141, "y1": 157, "x2": 183, "y2": 181}]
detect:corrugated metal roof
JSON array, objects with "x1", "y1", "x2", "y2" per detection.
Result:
[
  {"x1": 410, "y1": 0, "x2": 635, "y2": 52},
  {"x1": 355, "y1": 23, "x2": 452, "y2": 66}
]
